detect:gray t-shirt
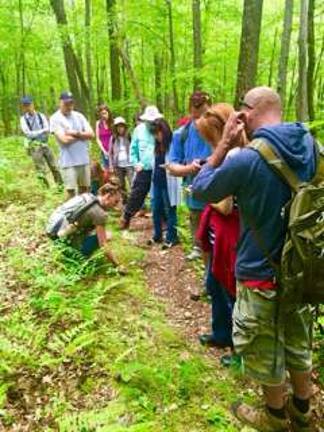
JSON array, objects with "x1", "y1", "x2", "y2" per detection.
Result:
[{"x1": 50, "y1": 110, "x2": 92, "y2": 168}]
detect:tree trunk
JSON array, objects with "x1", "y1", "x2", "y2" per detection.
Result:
[
  {"x1": 85, "y1": 0, "x2": 94, "y2": 121},
  {"x1": 307, "y1": 0, "x2": 315, "y2": 121},
  {"x1": 296, "y1": 0, "x2": 309, "y2": 121},
  {"x1": 277, "y1": 0, "x2": 294, "y2": 110},
  {"x1": 166, "y1": 0, "x2": 179, "y2": 115},
  {"x1": 192, "y1": 0, "x2": 202, "y2": 90},
  {"x1": 50, "y1": 0, "x2": 89, "y2": 112},
  {"x1": 268, "y1": 27, "x2": 278, "y2": 87},
  {"x1": 154, "y1": 53, "x2": 163, "y2": 110},
  {"x1": 234, "y1": 0, "x2": 264, "y2": 108},
  {"x1": 106, "y1": 0, "x2": 122, "y2": 101},
  {"x1": 18, "y1": 0, "x2": 26, "y2": 96},
  {"x1": 118, "y1": 44, "x2": 146, "y2": 108}
]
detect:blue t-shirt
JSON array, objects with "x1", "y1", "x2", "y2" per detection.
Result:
[
  {"x1": 192, "y1": 122, "x2": 316, "y2": 281},
  {"x1": 169, "y1": 121, "x2": 211, "y2": 210}
]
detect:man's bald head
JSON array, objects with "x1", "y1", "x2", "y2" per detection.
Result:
[
  {"x1": 244, "y1": 86, "x2": 282, "y2": 113},
  {"x1": 240, "y1": 87, "x2": 282, "y2": 135}
]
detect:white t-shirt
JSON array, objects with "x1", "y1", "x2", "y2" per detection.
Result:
[{"x1": 50, "y1": 110, "x2": 92, "y2": 168}]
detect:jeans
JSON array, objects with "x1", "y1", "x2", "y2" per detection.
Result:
[
  {"x1": 152, "y1": 184, "x2": 178, "y2": 243},
  {"x1": 80, "y1": 234, "x2": 99, "y2": 257},
  {"x1": 124, "y1": 170, "x2": 152, "y2": 222},
  {"x1": 206, "y1": 262, "x2": 235, "y2": 346}
]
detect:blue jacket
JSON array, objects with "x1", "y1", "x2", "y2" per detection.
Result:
[
  {"x1": 169, "y1": 121, "x2": 211, "y2": 210},
  {"x1": 192, "y1": 122, "x2": 316, "y2": 281}
]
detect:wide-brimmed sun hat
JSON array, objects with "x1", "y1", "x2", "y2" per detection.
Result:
[
  {"x1": 139, "y1": 105, "x2": 163, "y2": 122},
  {"x1": 113, "y1": 116, "x2": 127, "y2": 126}
]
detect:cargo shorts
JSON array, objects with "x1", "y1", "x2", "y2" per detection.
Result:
[
  {"x1": 61, "y1": 164, "x2": 91, "y2": 191},
  {"x1": 233, "y1": 282, "x2": 313, "y2": 386}
]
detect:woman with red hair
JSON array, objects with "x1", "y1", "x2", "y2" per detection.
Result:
[{"x1": 195, "y1": 103, "x2": 245, "y2": 350}]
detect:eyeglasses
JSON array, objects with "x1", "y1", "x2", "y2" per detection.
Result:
[{"x1": 239, "y1": 99, "x2": 254, "y2": 110}]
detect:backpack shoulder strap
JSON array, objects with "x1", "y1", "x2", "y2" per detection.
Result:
[
  {"x1": 248, "y1": 138, "x2": 302, "y2": 193},
  {"x1": 69, "y1": 195, "x2": 99, "y2": 224},
  {"x1": 179, "y1": 121, "x2": 191, "y2": 147},
  {"x1": 37, "y1": 112, "x2": 44, "y2": 129},
  {"x1": 24, "y1": 114, "x2": 33, "y2": 131}
]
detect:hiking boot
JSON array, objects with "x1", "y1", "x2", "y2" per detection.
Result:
[
  {"x1": 199, "y1": 334, "x2": 233, "y2": 348},
  {"x1": 120, "y1": 218, "x2": 130, "y2": 230},
  {"x1": 186, "y1": 247, "x2": 202, "y2": 261},
  {"x1": 231, "y1": 402, "x2": 289, "y2": 432},
  {"x1": 286, "y1": 397, "x2": 312, "y2": 432}
]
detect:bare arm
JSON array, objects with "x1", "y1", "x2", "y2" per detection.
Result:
[
  {"x1": 167, "y1": 160, "x2": 201, "y2": 177},
  {"x1": 54, "y1": 130, "x2": 76, "y2": 145},
  {"x1": 96, "y1": 225, "x2": 118, "y2": 265},
  {"x1": 212, "y1": 196, "x2": 233, "y2": 216}
]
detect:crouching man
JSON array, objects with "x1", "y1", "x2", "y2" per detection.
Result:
[{"x1": 47, "y1": 179, "x2": 123, "y2": 269}]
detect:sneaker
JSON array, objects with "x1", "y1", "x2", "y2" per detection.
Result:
[
  {"x1": 286, "y1": 397, "x2": 312, "y2": 432},
  {"x1": 220, "y1": 353, "x2": 241, "y2": 368},
  {"x1": 146, "y1": 238, "x2": 162, "y2": 246},
  {"x1": 231, "y1": 402, "x2": 289, "y2": 432},
  {"x1": 161, "y1": 240, "x2": 179, "y2": 250},
  {"x1": 120, "y1": 219, "x2": 130, "y2": 230},
  {"x1": 186, "y1": 247, "x2": 202, "y2": 261}
]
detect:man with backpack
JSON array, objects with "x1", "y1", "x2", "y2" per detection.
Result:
[
  {"x1": 47, "y1": 179, "x2": 122, "y2": 267},
  {"x1": 168, "y1": 91, "x2": 212, "y2": 260},
  {"x1": 50, "y1": 91, "x2": 94, "y2": 199},
  {"x1": 192, "y1": 87, "x2": 322, "y2": 431},
  {"x1": 20, "y1": 96, "x2": 62, "y2": 187}
]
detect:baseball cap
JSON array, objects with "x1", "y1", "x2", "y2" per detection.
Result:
[
  {"x1": 60, "y1": 91, "x2": 74, "y2": 102},
  {"x1": 20, "y1": 96, "x2": 33, "y2": 105}
]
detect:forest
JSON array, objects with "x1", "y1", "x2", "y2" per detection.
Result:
[
  {"x1": 0, "y1": 0, "x2": 323, "y2": 132},
  {"x1": 0, "y1": 1, "x2": 323, "y2": 431}
]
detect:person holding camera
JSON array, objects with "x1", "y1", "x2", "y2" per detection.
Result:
[
  {"x1": 20, "y1": 96, "x2": 62, "y2": 187},
  {"x1": 167, "y1": 91, "x2": 212, "y2": 261}
]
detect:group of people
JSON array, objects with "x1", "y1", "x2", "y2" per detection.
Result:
[{"x1": 20, "y1": 86, "x2": 320, "y2": 432}]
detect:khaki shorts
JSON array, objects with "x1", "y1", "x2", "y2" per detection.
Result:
[
  {"x1": 233, "y1": 282, "x2": 312, "y2": 386},
  {"x1": 61, "y1": 165, "x2": 91, "y2": 190}
]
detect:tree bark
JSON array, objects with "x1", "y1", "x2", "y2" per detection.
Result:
[
  {"x1": 277, "y1": 0, "x2": 294, "y2": 109},
  {"x1": 307, "y1": 0, "x2": 315, "y2": 121},
  {"x1": 85, "y1": 0, "x2": 94, "y2": 121},
  {"x1": 234, "y1": 0, "x2": 264, "y2": 108},
  {"x1": 18, "y1": 0, "x2": 26, "y2": 96},
  {"x1": 268, "y1": 27, "x2": 278, "y2": 87},
  {"x1": 106, "y1": 0, "x2": 122, "y2": 101},
  {"x1": 118, "y1": 45, "x2": 146, "y2": 108},
  {"x1": 296, "y1": 0, "x2": 309, "y2": 121},
  {"x1": 154, "y1": 53, "x2": 163, "y2": 110},
  {"x1": 192, "y1": 0, "x2": 202, "y2": 90},
  {"x1": 166, "y1": 0, "x2": 179, "y2": 115},
  {"x1": 50, "y1": 0, "x2": 89, "y2": 112}
]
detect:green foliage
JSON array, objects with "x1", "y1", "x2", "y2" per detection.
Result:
[{"x1": 1, "y1": 136, "x2": 249, "y2": 430}]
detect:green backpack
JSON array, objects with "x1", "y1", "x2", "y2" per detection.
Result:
[{"x1": 249, "y1": 138, "x2": 324, "y2": 305}]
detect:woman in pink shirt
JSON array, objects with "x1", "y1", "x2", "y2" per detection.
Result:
[{"x1": 96, "y1": 104, "x2": 113, "y2": 175}]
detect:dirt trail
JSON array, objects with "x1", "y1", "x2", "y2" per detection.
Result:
[{"x1": 130, "y1": 217, "x2": 224, "y2": 354}]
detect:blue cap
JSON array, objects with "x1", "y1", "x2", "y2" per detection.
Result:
[
  {"x1": 60, "y1": 91, "x2": 74, "y2": 102},
  {"x1": 21, "y1": 96, "x2": 33, "y2": 105}
]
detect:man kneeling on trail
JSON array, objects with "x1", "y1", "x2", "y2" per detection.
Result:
[
  {"x1": 47, "y1": 179, "x2": 121, "y2": 267},
  {"x1": 193, "y1": 87, "x2": 316, "y2": 432}
]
